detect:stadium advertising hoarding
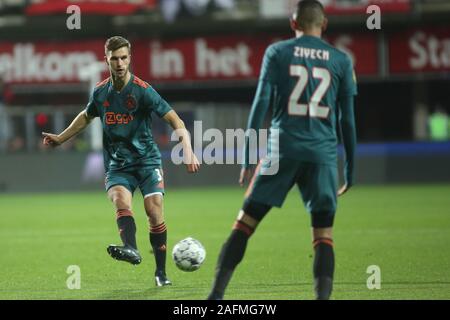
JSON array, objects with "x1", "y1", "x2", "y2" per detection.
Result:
[
  {"x1": 23, "y1": 0, "x2": 411, "y2": 17},
  {"x1": 0, "y1": 33, "x2": 377, "y2": 86},
  {"x1": 25, "y1": 0, "x2": 156, "y2": 15},
  {"x1": 3, "y1": 26, "x2": 448, "y2": 86},
  {"x1": 137, "y1": 33, "x2": 378, "y2": 81},
  {"x1": 0, "y1": 40, "x2": 105, "y2": 84},
  {"x1": 260, "y1": 0, "x2": 411, "y2": 18},
  {"x1": 389, "y1": 27, "x2": 450, "y2": 74},
  {"x1": 323, "y1": 0, "x2": 411, "y2": 14}
]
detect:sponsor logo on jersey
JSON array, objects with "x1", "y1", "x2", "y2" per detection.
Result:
[{"x1": 105, "y1": 112, "x2": 134, "y2": 125}]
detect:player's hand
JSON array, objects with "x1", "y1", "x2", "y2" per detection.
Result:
[
  {"x1": 239, "y1": 167, "x2": 253, "y2": 187},
  {"x1": 337, "y1": 183, "x2": 351, "y2": 196},
  {"x1": 185, "y1": 152, "x2": 200, "y2": 173},
  {"x1": 42, "y1": 132, "x2": 62, "y2": 147}
]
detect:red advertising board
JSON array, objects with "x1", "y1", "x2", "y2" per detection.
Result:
[
  {"x1": 325, "y1": 33, "x2": 378, "y2": 76},
  {"x1": 324, "y1": 0, "x2": 411, "y2": 14},
  {"x1": 0, "y1": 33, "x2": 379, "y2": 86},
  {"x1": 26, "y1": 0, "x2": 156, "y2": 15},
  {"x1": 389, "y1": 27, "x2": 450, "y2": 74},
  {"x1": 133, "y1": 33, "x2": 378, "y2": 83},
  {"x1": 132, "y1": 36, "x2": 274, "y2": 83},
  {"x1": 26, "y1": 0, "x2": 410, "y2": 17},
  {"x1": 0, "y1": 40, "x2": 106, "y2": 84}
]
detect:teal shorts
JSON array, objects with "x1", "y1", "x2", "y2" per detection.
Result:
[
  {"x1": 105, "y1": 167, "x2": 165, "y2": 198},
  {"x1": 246, "y1": 157, "x2": 338, "y2": 215}
]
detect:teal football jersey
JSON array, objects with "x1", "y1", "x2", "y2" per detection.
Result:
[
  {"x1": 255, "y1": 35, "x2": 357, "y2": 165},
  {"x1": 85, "y1": 74, "x2": 172, "y2": 172}
]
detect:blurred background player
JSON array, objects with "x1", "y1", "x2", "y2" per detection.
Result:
[
  {"x1": 208, "y1": 0, "x2": 357, "y2": 300},
  {"x1": 42, "y1": 36, "x2": 200, "y2": 287}
]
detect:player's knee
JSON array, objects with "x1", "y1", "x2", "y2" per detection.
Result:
[
  {"x1": 242, "y1": 199, "x2": 271, "y2": 223},
  {"x1": 110, "y1": 190, "x2": 131, "y2": 210},
  {"x1": 233, "y1": 199, "x2": 271, "y2": 236},
  {"x1": 145, "y1": 196, "x2": 162, "y2": 213},
  {"x1": 311, "y1": 211, "x2": 335, "y2": 229},
  {"x1": 145, "y1": 196, "x2": 163, "y2": 224}
]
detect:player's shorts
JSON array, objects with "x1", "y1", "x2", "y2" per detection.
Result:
[
  {"x1": 245, "y1": 157, "x2": 338, "y2": 220},
  {"x1": 105, "y1": 166, "x2": 165, "y2": 198}
]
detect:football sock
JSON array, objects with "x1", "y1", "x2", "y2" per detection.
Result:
[
  {"x1": 208, "y1": 222, "x2": 254, "y2": 300},
  {"x1": 150, "y1": 222, "x2": 167, "y2": 273},
  {"x1": 313, "y1": 238, "x2": 335, "y2": 300},
  {"x1": 207, "y1": 268, "x2": 234, "y2": 300},
  {"x1": 116, "y1": 210, "x2": 137, "y2": 250}
]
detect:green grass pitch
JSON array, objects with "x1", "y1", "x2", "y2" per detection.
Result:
[{"x1": 0, "y1": 184, "x2": 449, "y2": 300}]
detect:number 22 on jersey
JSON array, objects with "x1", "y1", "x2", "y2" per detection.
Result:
[{"x1": 288, "y1": 65, "x2": 331, "y2": 118}]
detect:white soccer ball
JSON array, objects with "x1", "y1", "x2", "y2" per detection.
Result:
[{"x1": 172, "y1": 237, "x2": 206, "y2": 272}]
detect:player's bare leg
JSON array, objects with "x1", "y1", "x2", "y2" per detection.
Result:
[
  {"x1": 208, "y1": 200, "x2": 271, "y2": 300},
  {"x1": 144, "y1": 194, "x2": 171, "y2": 286},
  {"x1": 311, "y1": 227, "x2": 334, "y2": 300},
  {"x1": 106, "y1": 185, "x2": 142, "y2": 265}
]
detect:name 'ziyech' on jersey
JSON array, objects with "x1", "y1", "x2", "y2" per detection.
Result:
[
  {"x1": 259, "y1": 35, "x2": 357, "y2": 165},
  {"x1": 85, "y1": 74, "x2": 172, "y2": 172}
]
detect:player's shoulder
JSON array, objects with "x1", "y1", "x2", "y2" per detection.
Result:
[
  {"x1": 335, "y1": 49, "x2": 352, "y2": 65},
  {"x1": 94, "y1": 77, "x2": 110, "y2": 89},
  {"x1": 262, "y1": 38, "x2": 298, "y2": 64},
  {"x1": 131, "y1": 75, "x2": 151, "y2": 89},
  {"x1": 324, "y1": 41, "x2": 353, "y2": 65},
  {"x1": 92, "y1": 77, "x2": 111, "y2": 97},
  {"x1": 267, "y1": 38, "x2": 297, "y2": 54}
]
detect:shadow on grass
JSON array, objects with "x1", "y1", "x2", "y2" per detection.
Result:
[{"x1": 95, "y1": 288, "x2": 204, "y2": 300}]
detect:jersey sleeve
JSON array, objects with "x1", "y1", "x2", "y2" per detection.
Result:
[
  {"x1": 338, "y1": 54, "x2": 358, "y2": 98},
  {"x1": 243, "y1": 81, "x2": 274, "y2": 168},
  {"x1": 338, "y1": 95, "x2": 357, "y2": 186},
  {"x1": 259, "y1": 44, "x2": 279, "y2": 84},
  {"x1": 85, "y1": 92, "x2": 99, "y2": 118},
  {"x1": 242, "y1": 45, "x2": 279, "y2": 168},
  {"x1": 144, "y1": 86, "x2": 172, "y2": 118}
]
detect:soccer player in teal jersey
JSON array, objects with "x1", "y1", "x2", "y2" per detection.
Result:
[
  {"x1": 42, "y1": 36, "x2": 200, "y2": 287},
  {"x1": 208, "y1": 0, "x2": 357, "y2": 300}
]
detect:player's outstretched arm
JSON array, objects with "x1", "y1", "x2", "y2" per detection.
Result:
[
  {"x1": 241, "y1": 45, "x2": 277, "y2": 186},
  {"x1": 240, "y1": 81, "x2": 273, "y2": 187},
  {"x1": 163, "y1": 110, "x2": 200, "y2": 173},
  {"x1": 42, "y1": 110, "x2": 93, "y2": 147},
  {"x1": 338, "y1": 95, "x2": 357, "y2": 196}
]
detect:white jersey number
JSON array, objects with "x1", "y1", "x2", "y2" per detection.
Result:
[
  {"x1": 288, "y1": 65, "x2": 331, "y2": 118},
  {"x1": 155, "y1": 168, "x2": 163, "y2": 182}
]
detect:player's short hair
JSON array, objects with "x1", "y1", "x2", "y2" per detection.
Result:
[
  {"x1": 295, "y1": 0, "x2": 325, "y2": 29},
  {"x1": 105, "y1": 36, "x2": 131, "y2": 55}
]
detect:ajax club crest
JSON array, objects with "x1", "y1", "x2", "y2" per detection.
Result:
[{"x1": 125, "y1": 94, "x2": 137, "y2": 111}]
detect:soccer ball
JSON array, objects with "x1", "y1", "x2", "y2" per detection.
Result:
[{"x1": 172, "y1": 237, "x2": 206, "y2": 272}]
